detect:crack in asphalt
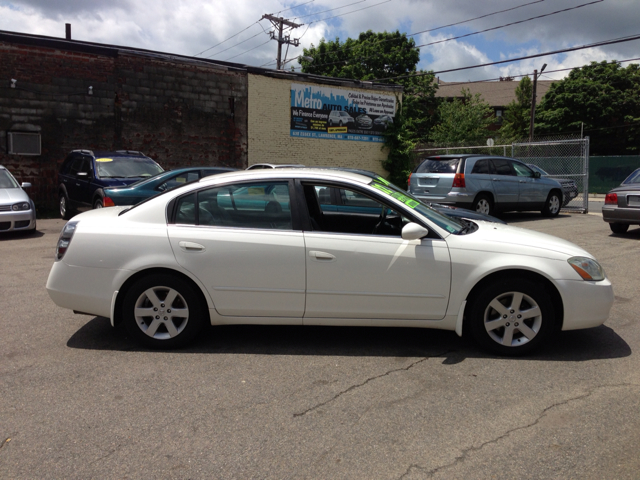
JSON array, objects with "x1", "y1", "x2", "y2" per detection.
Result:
[
  {"x1": 0, "y1": 438, "x2": 11, "y2": 451},
  {"x1": 399, "y1": 382, "x2": 639, "y2": 479},
  {"x1": 293, "y1": 350, "x2": 453, "y2": 418}
]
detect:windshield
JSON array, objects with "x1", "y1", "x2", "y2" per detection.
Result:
[
  {"x1": 0, "y1": 170, "x2": 19, "y2": 188},
  {"x1": 528, "y1": 164, "x2": 548, "y2": 175},
  {"x1": 368, "y1": 178, "x2": 465, "y2": 234},
  {"x1": 95, "y1": 157, "x2": 164, "y2": 178}
]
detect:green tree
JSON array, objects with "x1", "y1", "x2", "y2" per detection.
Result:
[
  {"x1": 430, "y1": 89, "x2": 494, "y2": 146},
  {"x1": 500, "y1": 76, "x2": 532, "y2": 142},
  {"x1": 300, "y1": 31, "x2": 438, "y2": 186},
  {"x1": 535, "y1": 61, "x2": 640, "y2": 154}
]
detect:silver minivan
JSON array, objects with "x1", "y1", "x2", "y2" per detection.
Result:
[{"x1": 408, "y1": 155, "x2": 564, "y2": 217}]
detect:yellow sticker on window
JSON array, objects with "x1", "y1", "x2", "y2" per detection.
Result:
[
  {"x1": 96, "y1": 158, "x2": 113, "y2": 162},
  {"x1": 376, "y1": 176, "x2": 391, "y2": 185},
  {"x1": 371, "y1": 183, "x2": 393, "y2": 195},
  {"x1": 176, "y1": 177, "x2": 186, "y2": 183},
  {"x1": 248, "y1": 187, "x2": 265, "y2": 195}
]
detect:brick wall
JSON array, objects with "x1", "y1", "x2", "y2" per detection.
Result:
[
  {"x1": 248, "y1": 74, "x2": 398, "y2": 175},
  {"x1": 0, "y1": 40, "x2": 248, "y2": 211}
]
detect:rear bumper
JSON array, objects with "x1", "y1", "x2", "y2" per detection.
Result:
[{"x1": 602, "y1": 205, "x2": 640, "y2": 224}]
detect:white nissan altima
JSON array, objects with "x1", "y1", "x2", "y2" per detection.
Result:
[{"x1": 46, "y1": 169, "x2": 614, "y2": 355}]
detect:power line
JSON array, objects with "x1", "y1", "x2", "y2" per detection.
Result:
[
  {"x1": 206, "y1": 30, "x2": 264, "y2": 59},
  {"x1": 275, "y1": 0, "x2": 315, "y2": 15},
  {"x1": 372, "y1": 34, "x2": 640, "y2": 82},
  {"x1": 414, "y1": 0, "x2": 603, "y2": 49},
  {"x1": 294, "y1": 0, "x2": 367, "y2": 20},
  {"x1": 223, "y1": 39, "x2": 272, "y2": 62},
  {"x1": 297, "y1": 0, "x2": 548, "y2": 65},
  {"x1": 193, "y1": 19, "x2": 263, "y2": 57},
  {"x1": 300, "y1": 0, "x2": 603, "y2": 71}
]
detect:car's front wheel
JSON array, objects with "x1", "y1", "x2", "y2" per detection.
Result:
[
  {"x1": 93, "y1": 197, "x2": 103, "y2": 209},
  {"x1": 609, "y1": 222, "x2": 629, "y2": 234},
  {"x1": 122, "y1": 274, "x2": 207, "y2": 349},
  {"x1": 542, "y1": 191, "x2": 561, "y2": 217},
  {"x1": 467, "y1": 278, "x2": 556, "y2": 356}
]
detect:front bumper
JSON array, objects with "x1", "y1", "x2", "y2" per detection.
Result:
[
  {"x1": 0, "y1": 209, "x2": 36, "y2": 232},
  {"x1": 557, "y1": 277, "x2": 614, "y2": 330}
]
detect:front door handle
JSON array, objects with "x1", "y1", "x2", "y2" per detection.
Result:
[
  {"x1": 179, "y1": 241, "x2": 205, "y2": 252},
  {"x1": 309, "y1": 250, "x2": 335, "y2": 261}
]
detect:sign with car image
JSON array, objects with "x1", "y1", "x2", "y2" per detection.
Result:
[{"x1": 290, "y1": 83, "x2": 396, "y2": 142}]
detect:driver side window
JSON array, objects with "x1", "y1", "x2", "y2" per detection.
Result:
[{"x1": 304, "y1": 183, "x2": 404, "y2": 236}]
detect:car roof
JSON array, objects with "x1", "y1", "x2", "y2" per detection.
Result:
[
  {"x1": 197, "y1": 167, "x2": 374, "y2": 186},
  {"x1": 70, "y1": 149, "x2": 153, "y2": 158}
]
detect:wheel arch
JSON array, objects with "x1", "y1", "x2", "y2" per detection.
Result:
[
  {"x1": 113, "y1": 267, "x2": 211, "y2": 327},
  {"x1": 93, "y1": 188, "x2": 105, "y2": 204},
  {"x1": 473, "y1": 191, "x2": 495, "y2": 204},
  {"x1": 462, "y1": 268, "x2": 564, "y2": 335}
]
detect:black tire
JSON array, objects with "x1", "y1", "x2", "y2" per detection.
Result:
[
  {"x1": 467, "y1": 278, "x2": 556, "y2": 356},
  {"x1": 59, "y1": 193, "x2": 72, "y2": 220},
  {"x1": 609, "y1": 222, "x2": 629, "y2": 234},
  {"x1": 542, "y1": 191, "x2": 561, "y2": 217},
  {"x1": 93, "y1": 197, "x2": 104, "y2": 209},
  {"x1": 122, "y1": 274, "x2": 206, "y2": 349},
  {"x1": 472, "y1": 194, "x2": 493, "y2": 216}
]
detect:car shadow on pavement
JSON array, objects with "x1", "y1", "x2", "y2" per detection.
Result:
[
  {"x1": 0, "y1": 229, "x2": 44, "y2": 240},
  {"x1": 66, "y1": 317, "x2": 630, "y2": 363}
]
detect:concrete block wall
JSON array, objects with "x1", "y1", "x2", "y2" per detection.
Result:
[
  {"x1": 0, "y1": 40, "x2": 248, "y2": 211},
  {"x1": 248, "y1": 74, "x2": 395, "y2": 175}
]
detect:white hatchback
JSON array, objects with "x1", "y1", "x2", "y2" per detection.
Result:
[{"x1": 46, "y1": 169, "x2": 613, "y2": 355}]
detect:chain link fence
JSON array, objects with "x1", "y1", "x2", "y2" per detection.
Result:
[{"x1": 415, "y1": 135, "x2": 589, "y2": 213}]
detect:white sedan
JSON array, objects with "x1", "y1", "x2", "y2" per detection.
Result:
[{"x1": 46, "y1": 169, "x2": 613, "y2": 355}]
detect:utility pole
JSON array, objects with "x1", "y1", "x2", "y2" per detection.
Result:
[
  {"x1": 262, "y1": 14, "x2": 302, "y2": 70},
  {"x1": 529, "y1": 63, "x2": 547, "y2": 142}
]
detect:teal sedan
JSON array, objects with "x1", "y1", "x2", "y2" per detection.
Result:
[{"x1": 103, "y1": 167, "x2": 237, "y2": 206}]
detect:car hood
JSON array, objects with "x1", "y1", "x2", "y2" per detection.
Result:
[
  {"x1": 455, "y1": 220, "x2": 591, "y2": 258},
  {"x1": 0, "y1": 188, "x2": 29, "y2": 204}
]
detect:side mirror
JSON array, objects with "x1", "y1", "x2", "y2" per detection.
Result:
[
  {"x1": 401, "y1": 222, "x2": 429, "y2": 240},
  {"x1": 533, "y1": 171, "x2": 541, "y2": 178},
  {"x1": 21, "y1": 182, "x2": 32, "y2": 188}
]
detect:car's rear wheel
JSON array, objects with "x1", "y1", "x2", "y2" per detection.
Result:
[
  {"x1": 609, "y1": 222, "x2": 629, "y2": 234},
  {"x1": 542, "y1": 191, "x2": 561, "y2": 217},
  {"x1": 122, "y1": 274, "x2": 206, "y2": 349},
  {"x1": 473, "y1": 194, "x2": 493, "y2": 216},
  {"x1": 93, "y1": 197, "x2": 103, "y2": 209},
  {"x1": 467, "y1": 278, "x2": 556, "y2": 356},
  {"x1": 59, "y1": 193, "x2": 72, "y2": 220}
]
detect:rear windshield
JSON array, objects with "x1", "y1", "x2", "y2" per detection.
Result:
[
  {"x1": 623, "y1": 168, "x2": 640, "y2": 185},
  {"x1": 415, "y1": 158, "x2": 460, "y2": 174},
  {"x1": 95, "y1": 157, "x2": 164, "y2": 179}
]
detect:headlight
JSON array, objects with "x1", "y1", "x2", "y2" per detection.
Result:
[
  {"x1": 12, "y1": 202, "x2": 30, "y2": 211},
  {"x1": 568, "y1": 256, "x2": 605, "y2": 281}
]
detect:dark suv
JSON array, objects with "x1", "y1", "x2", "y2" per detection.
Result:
[{"x1": 58, "y1": 150, "x2": 163, "y2": 219}]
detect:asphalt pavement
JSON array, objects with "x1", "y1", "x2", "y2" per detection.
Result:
[{"x1": 1, "y1": 214, "x2": 639, "y2": 479}]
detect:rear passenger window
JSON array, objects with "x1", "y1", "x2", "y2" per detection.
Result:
[
  {"x1": 492, "y1": 159, "x2": 515, "y2": 176},
  {"x1": 471, "y1": 159, "x2": 492, "y2": 174},
  {"x1": 174, "y1": 181, "x2": 292, "y2": 230}
]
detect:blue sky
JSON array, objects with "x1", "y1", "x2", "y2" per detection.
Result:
[{"x1": 0, "y1": 0, "x2": 637, "y2": 82}]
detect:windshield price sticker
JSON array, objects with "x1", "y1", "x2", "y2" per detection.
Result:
[
  {"x1": 96, "y1": 158, "x2": 113, "y2": 162},
  {"x1": 376, "y1": 176, "x2": 391, "y2": 185},
  {"x1": 391, "y1": 192, "x2": 419, "y2": 209},
  {"x1": 371, "y1": 183, "x2": 394, "y2": 195}
]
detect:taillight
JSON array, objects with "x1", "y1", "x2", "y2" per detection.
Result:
[
  {"x1": 56, "y1": 221, "x2": 78, "y2": 260},
  {"x1": 452, "y1": 173, "x2": 465, "y2": 188},
  {"x1": 604, "y1": 193, "x2": 618, "y2": 205},
  {"x1": 408, "y1": 173, "x2": 413, "y2": 186},
  {"x1": 104, "y1": 196, "x2": 115, "y2": 207}
]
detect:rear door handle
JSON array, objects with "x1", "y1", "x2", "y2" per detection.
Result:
[
  {"x1": 179, "y1": 241, "x2": 205, "y2": 252},
  {"x1": 309, "y1": 250, "x2": 335, "y2": 261}
]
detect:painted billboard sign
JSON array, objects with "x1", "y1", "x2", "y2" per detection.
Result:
[{"x1": 290, "y1": 83, "x2": 397, "y2": 143}]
